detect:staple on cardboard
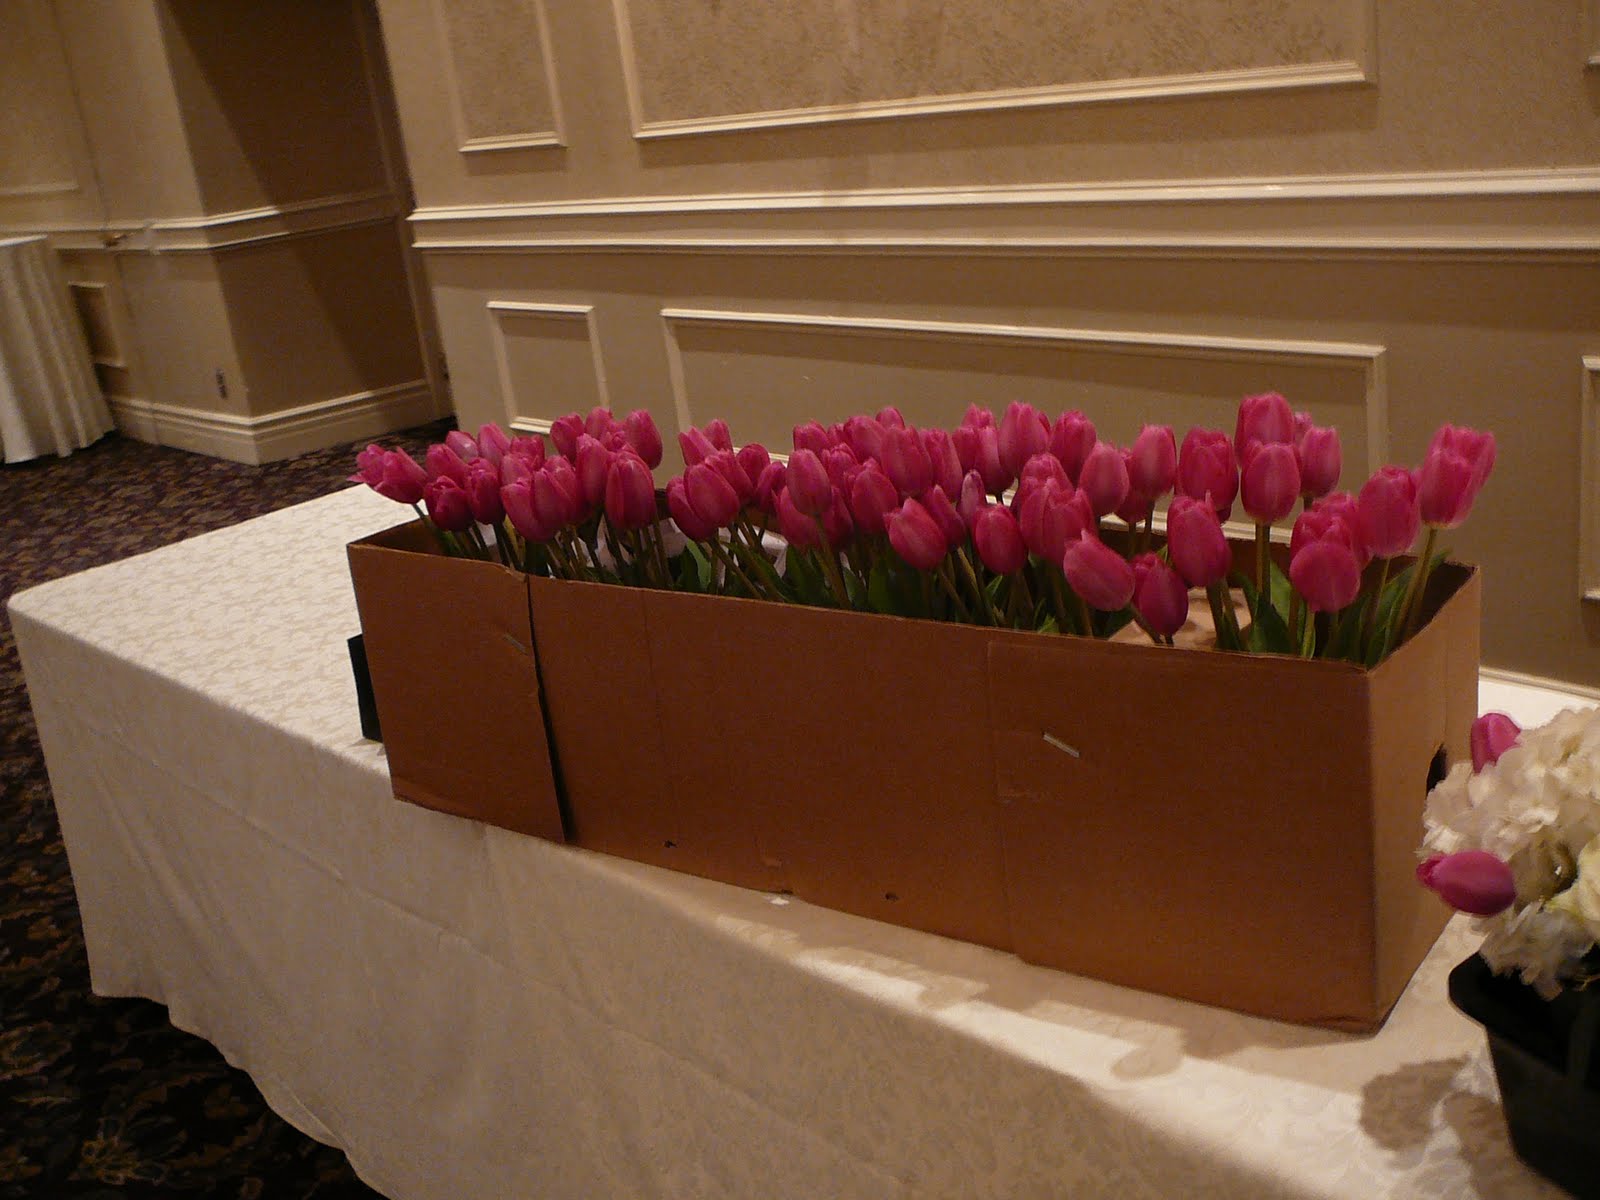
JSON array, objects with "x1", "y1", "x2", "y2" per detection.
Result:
[{"x1": 1042, "y1": 732, "x2": 1081, "y2": 758}]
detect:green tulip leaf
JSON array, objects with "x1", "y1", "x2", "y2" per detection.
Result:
[
  {"x1": 1037, "y1": 614, "x2": 1060, "y2": 635},
  {"x1": 1097, "y1": 607, "x2": 1136, "y2": 640},
  {"x1": 866, "y1": 561, "x2": 897, "y2": 615},
  {"x1": 1247, "y1": 593, "x2": 1296, "y2": 655}
]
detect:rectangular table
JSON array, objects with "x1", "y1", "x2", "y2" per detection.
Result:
[{"x1": 11, "y1": 485, "x2": 1584, "y2": 1199}]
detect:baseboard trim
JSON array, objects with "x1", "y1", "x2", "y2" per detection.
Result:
[{"x1": 109, "y1": 380, "x2": 438, "y2": 465}]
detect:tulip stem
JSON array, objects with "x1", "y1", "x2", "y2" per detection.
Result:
[
  {"x1": 1254, "y1": 522, "x2": 1270, "y2": 602},
  {"x1": 1206, "y1": 582, "x2": 1239, "y2": 652},
  {"x1": 936, "y1": 560, "x2": 971, "y2": 621},
  {"x1": 1047, "y1": 569, "x2": 1075, "y2": 635},
  {"x1": 810, "y1": 520, "x2": 854, "y2": 608},
  {"x1": 1128, "y1": 606, "x2": 1163, "y2": 646},
  {"x1": 1360, "y1": 556, "x2": 1392, "y2": 653},
  {"x1": 731, "y1": 529, "x2": 786, "y2": 599},
  {"x1": 1073, "y1": 589, "x2": 1095, "y2": 639},
  {"x1": 956, "y1": 548, "x2": 1000, "y2": 625},
  {"x1": 709, "y1": 537, "x2": 761, "y2": 597},
  {"x1": 1288, "y1": 590, "x2": 1305, "y2": 656},
  {"x1": 1398, "y1": 527, "x2": 1440, "y2": 643}
]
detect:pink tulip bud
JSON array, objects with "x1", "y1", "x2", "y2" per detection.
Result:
[
  {"x1": 849, "y1": 463, "x2": 900, "y2": 537},
  {"x1": 351, "y1": 443, "x2": 386, "y2": 487},
  {"x1": 549, "y1": 413, "x2": 585, "y2": 460},
  {"x1": 1296, "y1": 424, "x2": 1341, "y2": 499},
  {"x1": 500, "y1": 453, "x2": 534, "y2": 488},
  {"x1": 1234, "y1": 391, "x2": 1295, "y2": 460},
  {"x1": 1062, "y1": 531, "x2": 1136, "y2": 612},
  {"x1": 424, "y1": 476, "x2": 473, "y2": 532},
  {"x1": 581, "y1": 406, "x2": 614, "y2": 439},
  {"x1": 533, "y1": 464, "x2": 582, "y2": 529},
  {"x1": 1131, "y1": 553, "x2": 1189, "y2": 637},
  {"x1": 923, "y1": 429, "x2": 964, "y2": 498},
  {"x1": 1078, "y1": 440, "x2": 1131, "y2": 518},
  {"x1": 1416, "y1": 851, "x2": 1516, "y2": 916},
  {"x1": 426, "y1": 443, "x2": 471, "y2": 488},
  {"x1": 775, "y1": 485, "x2": 821, "y2": 549},
  {"x1": 949, "y1": 426, "x2": 980, "y2": 475},
  {"x1": 464, "y1": 458, "x2": 505, "y2": 525},
  {"x1": 876, "y1": 405, "x2": 907, "y2": 429},
  {"x1": 444, "y1": 429, "x2": 480, "y2": 463},
  {"x1": 921, "y1": 486, "x2": 967, "y2": 550},
  {"x1": 620, "y1": 410, "x2": 663, "y2": 468},
  {"x1": 1356, "y1": 466, "x2": 1420, "y2": 559},
  {"x1": 1165, "y1": 494, "x2": 1232, "y2": 588},
  {"x1": 1470, "y1": 712, "x2": 1521, "y2": 773},
  {"x1": 1018, "y1": 452, "x2": 1070, "y2": 495},
  {"x1": 502, "y1": 478, "x2": 554, "y2": 543},
  {"x1": 677, "y1": 426, "x2": 716, "y2": 467},
  {"x1": 961, "y1": 403, "x2": 995, "y2": 429},
  {"x1": 793, "y1": 420, "x2": 831, "y2": 454},
  {"x1": 684, "y1": 461, "x2": 741, "y2": 529},
  {"x1": 575, "y1": 435, "x2": 613, "y2": 507},
  {"x1": 704, "y1": 418, "x2": 733, "y2": 452},
  {"x1": 880, "y1": 426, "x2": 934, "y2": 497},
  {"x1": 736, "y1": 442, "x2": 771, "y2": 486},
  {"x1": 1418, "y1": 426, "x2": 1495, "y2": 528},
  {"x1": 822, "y1": 444, "x2": 859, "y2": 490},
  {"x1": 373, "y1": 449, "x2": 429, "y2": 504},
  {"x1": 787, "y1": 449, "x2": 832, "y2": 516},
  {"x1": 821, "y1": 491, "x2": 855, "y2": 548},
  {"x1": 843, "y1": 415, "x2": 886, "y2": 462},
  {"x1": 973, "y1": 504, "x2": 1026, "y2": 574},
  {"x1": 604, "y1": 453, "x2": 656, "y2": 531},
  {"x1": 1114, "y1": 480, "x2": 1153, "y2": 528},
  {"x1": 476, "y1": 423, "x2": 511, "y2": 466},
  {"x1": 1290, "y1": 504, "x2": 1365, "y2": 568},
  {"x1": 957, "y1": 470, "x2": 987, "y2": 529},
  {"x1": 1290, "y1": 537, "x2": 1362, "y2": 613},
  {"x1": 1240, "y1": 441, "x2": 1302, "y2": 525},
  {"x1": 1020, "y1": 483, "x2": 1093, "y2": 562},
  {"x1": 998, "y1": 401, "x2": 1051, "y2": 478},
  {"x1": 666, "y1": 477, "x2": 716, "y2": 542},
  {"x1": 705, "y1": 449, "x2": 755, "y2": 503},
  {"x1": 886, "y1": 498, "x2": 947, "y2": 570},
  {"x1": 1126, "y1": 424, "x2": 1177, "y2": 501},
  {"x1": 975, "y1": 425, "x2": 1013, "y2": 495},
  {"x1": 1177, "y1": 428, "x2": 1239, "y2": 519},
  {"x1": 509, "y1": 435, "x2": 546, "y2": 469},
  {"x1": 1049, "y1": 411, "x2": 1097, "y2": 483},
  {"x1": 753, "y1": 460, "x2": 787, "y2": 515}
]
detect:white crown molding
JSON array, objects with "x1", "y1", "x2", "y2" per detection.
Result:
[
  {"x1": 109, "y1": 379, "x2": 434, "y2": 464},
  {"x1": 407, "y1": 167, "x2": 1600, "y2": 258}
]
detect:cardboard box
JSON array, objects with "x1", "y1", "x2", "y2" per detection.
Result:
[{"x1": 351, "y1": 519, "x2": 1479, "y2": 1030}]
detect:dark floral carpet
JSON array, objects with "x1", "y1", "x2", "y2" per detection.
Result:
[{"x1": 1, "y1": 421, "x2": 449, "y2": 1199}]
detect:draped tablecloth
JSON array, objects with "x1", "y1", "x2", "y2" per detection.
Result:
[
  {"x1": 0, "y1": 235, "x2": 112, "y2": 463},
  {"x1": 10, "y1": 486, "x2": 1587, "y2": 1200}
]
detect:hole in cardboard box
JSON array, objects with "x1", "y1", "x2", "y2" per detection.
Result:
[
  {"x1": 884, "y1": 891, "x2": 899, "y2": 902},
  {"x1": 1426, "y1": 746, "x2": 1449, "y2": 794},
  {"x1": 663, "y1": 840, "x2": 676, "y2": 849}
]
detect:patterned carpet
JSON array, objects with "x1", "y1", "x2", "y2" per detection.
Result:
[{"x1": 0, "y1": 423, "x2": 449, "y2": 1199}]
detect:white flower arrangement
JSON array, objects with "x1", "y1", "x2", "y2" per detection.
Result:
[{"x1": 1421, "y1": 706, "x2": 1600, "y2": 997}]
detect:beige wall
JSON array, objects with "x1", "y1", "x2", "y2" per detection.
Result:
[
  {"x1": 0, "y1": 0, "x2": 441, "y2": 464},
  {"x1": 373, "y1": 0, "x2": 1600, "y2": 689}
]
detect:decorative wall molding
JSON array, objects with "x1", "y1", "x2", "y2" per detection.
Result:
[
  {"x1": 108, "y1": 380, "x2": 434, "y2": 465},
  {"x1": 487, "y1": 300, "x2": 608, "y2": 428},
  {"x1": 611, "y1": 0, "x2": 1372, "y2": 139},
  {"x1": 65, "y1": 280, "x2": 123, "y2": 367},
  {"x1": 0, "y1": 180, "x2": 78, "y2": 198},
  {"x1": 431, "y1": 0, "x2": 564, "y2": 153},
  {"x1": 661, "y1": 307, "x2": 1387, "y2": 472},
  {"x1": 408, "y1": 167, "x2": 1600, "y2": 259},
  {"x1": 1582, "y1": 356, "x2": 1600, "y2": 602},
  {"x1": 1587, "y1": 0, "x2": 1600, "y2": 67}
]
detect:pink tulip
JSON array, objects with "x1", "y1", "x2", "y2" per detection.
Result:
[
  {"x1": 444, "y1": 429, "x2": 480, "y2": 463},
  {"x1": 1356, "y1": 466, "x2": 1420, "y2": 559},
  {"x1": 787, "y1": 449, "x2": 832, "y2": 516},
  {"x1": 949, "y1": 425, "x2": 979, "y2": 475},
  {"x1": 350, "y1": 443, "x2": 386, "y2": 487},
  {"x1": 880, "y1": 426, "x2": 934, "y2": 497},
  {"x1": 843, "y1": 415, "x2": 886, "y2": 462},
  {"x1": 876, "y1": 405, "x2": 907, "y2": 429},
  {"x1": 1296, "y1": 424, "x2": 1341, "y2": 499},
  {"x1": 1290, "y1": 503, "x2": 1367, "y2": 569},
  {"x1": 604, "y1": 453, "x2": 656, "y2": 530},
  {"x1": 1177, "y1": 428, "x2": 1239, "y2": 519},
  {"x1": 684, "y1": 461, "x2": 741, "y2": 529},
  {"x1": 961, "y1": 403, "x2": 995, "y2": 429},
  {"x1": 508, "y1": 435, "x2": 546, "y2": 469},
  {"x1": 1234, "y1": 391, "x2": 1295, "y2": 460},
  {"x1": 549, "y1": 413, "x2": 584, "y2": 460},
  {"x1": 1017, "y1": 452, "x2": 1070, "y2": 497},
  {"x1": 822, "y1": 444, "x2": 859, "y2": 490},
  {"x1": 1126, "y1": 424, "x2": 1177, "y2": 501},
  {"x1": 533, "y1": 463, "x2": 582, "y2": 529},
  {"x1": 424, "y1": 476, "x2": 473, "y2": 532},
  {"x1": 792, "y1": 420, "x2": 831, "y2": 455},
  {"x1": 1290, "y1": 537, "x2": 1362, "y2": 613},
  {"x1": 736, "y1": 442, "x2": 771, "y2": 487},
  {"x1": 464, "y1": 458, "x2": 505, "y2": 524},
  {"x1": 821, "y1": 491, "x2": 855, "y2": 548},
  {"x1": 666, "y1": 477, "x2": 716, "y2": 541},
  {"x1": 1114, "y1": 482, "x2": 1153, "y2": 528},
  {"x1": 582, "y1": 406, "x2": 615, "y2": 439},
  {"x1": 974, "y1": 425, "x2": 1014, "y2": 495},
  {"x1": 1131, "y1": 553, "x2": 1189, "y2": 637},
  {"x1": 923, "y1": 429, "x2": 964, "y2": 498},
  {"x1": 621, "y1": 410, "x2": 663, "y2": 468},
  {"x1": 1078, "y1": 440, "x2": 1130, "y2": 518},
  {"x1": 973, "y1": 504, "x2": 1026, "y2": 574},
  {"x1": 1023, "y1": 485, "x2": 1094, "y2": 562},
  {"x1": 476, "y1": 423, "x2": 511, "y2": 466},
  {"x1": 425, "y1": 443, "x2": 471, "y2": 488},
  {"x1": 1418, "y1": 426, "x2": 1495, "y2": 528},
  {"x1": 775, "y1": 486, "x2": 821, "y2": 549},
  {"x1": 502, "y1": 478, "x2": 548, "y2": 543},
  {"x1": 1062, "y1": 531, "x2": 1136, "y2": 612},
  {"x1": 998, "y1": 402, "x2": 1051, "y2": 478},
  {"x1": 887, "y1": 498, "x2": 947, "y2": 570},
  {"x1": 1470, "y1": 712, "x2": 1521, "y2": 773},
  {"x1": 1240, "y1": 441, "x2": 1302, "y2": 525},
  {"x1": 574, "y1": 435, "x2": 613, "y2": 507},
  {"x1": 921, "y1": 486, "x2": 967, "y2": 549},
  {"x1": 373, "y1": 449, "x2": 429, "y2": 504},
  {"x1": 703, "y1": 418, "x2": 733, "y2": 453},
  {"x1": 1165, "y1": 495, "x2": 1232, "y2": 588},
  {"x1": 1416, "y1": 851, "x2": 1516, "y2": 916},
  {"x1": 705, "y1": 449, "x2": 755, "y2": 503},
  {"x1": 957, "y1": 470, "x2": 987, "y2": 529},
  {"x1": 849, "y1": 463, "x2": 900, "y2": 537},
  {"x1": 1049, "y1": 411, "x2": 1097, "y2": 483},
  {"x1": 752, "y1": 461, "x2": 787, "y2": 515}
]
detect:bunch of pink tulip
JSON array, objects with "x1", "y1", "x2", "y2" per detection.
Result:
[{"x1": 354, "y1": 393, "x2": 1493, "y2": 662}]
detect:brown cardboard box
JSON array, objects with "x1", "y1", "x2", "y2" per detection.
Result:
[{"x1": 350, "y1": 519, "x2": 1479, "y2": 1029}]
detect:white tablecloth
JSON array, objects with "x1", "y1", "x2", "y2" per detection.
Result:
[
  {"x1": 10, "y1": 486, "x2": 1589, "y2": 1200},
  {"x1": 0, "y1": 235, "x2": 112, "y2": 463}
]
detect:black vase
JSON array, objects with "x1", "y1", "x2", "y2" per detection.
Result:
[{"x1": 1448, "y1": 953, "x2": 1600, "y2": 1199}]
